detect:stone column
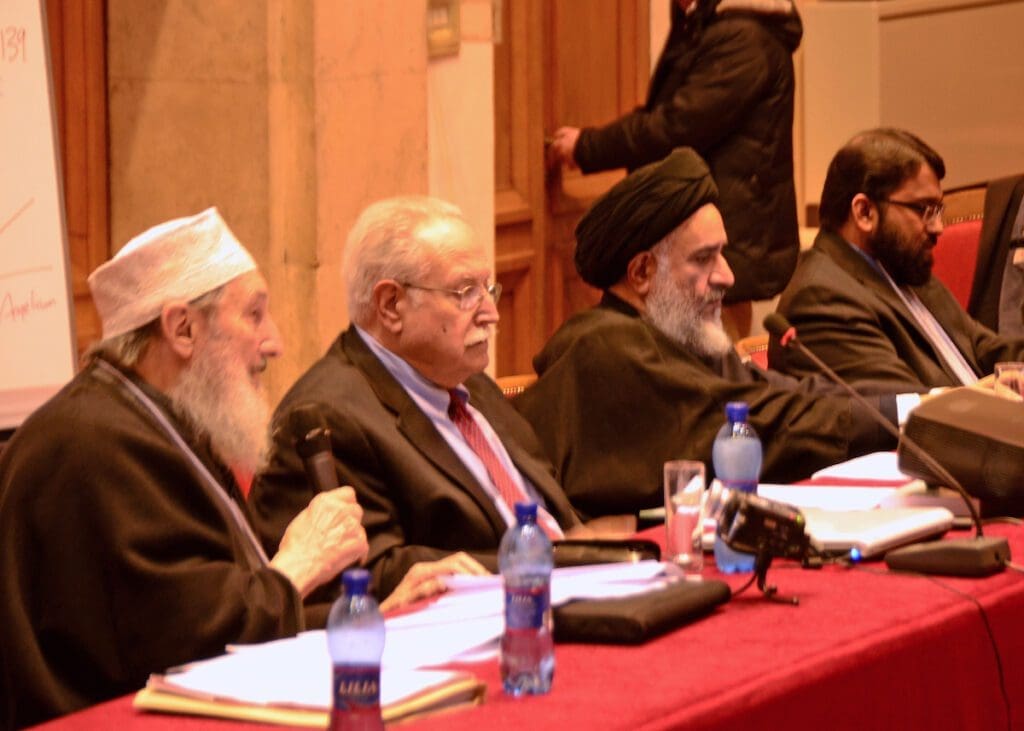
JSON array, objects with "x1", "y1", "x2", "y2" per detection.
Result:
[{"x1": 107, "y1": 0, "x2": 429, "y2": 403}]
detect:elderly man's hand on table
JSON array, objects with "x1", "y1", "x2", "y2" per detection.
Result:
[{"x1": 379, "y1": 552, "x2": 491, "y2": 613}]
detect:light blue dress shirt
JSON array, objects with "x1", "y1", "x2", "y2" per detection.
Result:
[{"x1": 355, "y1": 325, "x2": 562, "y2": 535}]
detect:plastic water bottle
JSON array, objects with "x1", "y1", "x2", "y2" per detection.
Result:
[
  {"x1": 326, "y1": 569, "x2": 385, "y2": 731},
  {"x1": 712, "y1": 401, "x2": 762, "y2": 573},
  {"x1": 498, "y1": 502, "x2": 555, "y2": 696}
]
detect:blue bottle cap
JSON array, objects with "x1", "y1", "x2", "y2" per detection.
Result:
[
  {"x1": 514, "y1": 502, "x2": 538, "y2": 523},
  {"x1": 724, "y1": 401, "x2": 749, "y2": 423},
  {"x1": 341, "y1": 568, "x2": 370, "y2": 596}
]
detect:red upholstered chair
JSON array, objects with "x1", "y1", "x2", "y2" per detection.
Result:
[
  {"x1": 735, "y1": 333, "x2": 769, "y2": 370},
  {"x1": 931, "y1": 184, "x2": 986, "y2": 309},
  {"x1": 496, "y1": 373, "x2": 537, "y2": 399}
]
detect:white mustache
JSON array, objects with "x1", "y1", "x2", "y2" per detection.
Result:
[{"x1": 465, "y1": 325, "x2": 495, "y2": 347}]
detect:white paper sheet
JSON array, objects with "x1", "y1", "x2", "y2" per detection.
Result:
[
  {"x1": 810, "y1": 451, "x2": 911, "y2": 482},
  {"x1": 158, "y1": 559, "x2": 675, "y2": 715},
  {"x1": 161, "y1": 644, "x2": 463, "y2": 710},
  {"x1": 758, "y1": 484, "x2": 898, "y2": 511}
]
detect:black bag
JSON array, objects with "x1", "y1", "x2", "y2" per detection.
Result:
[{"x1": 553, "y1": 578, "x2": 731, "y2": 645}]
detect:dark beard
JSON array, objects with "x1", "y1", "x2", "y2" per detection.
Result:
[{"x1": 872, "y1": 212, "x2": 936, "y2": 287}]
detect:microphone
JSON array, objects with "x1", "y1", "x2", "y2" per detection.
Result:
[
  {"x1": 764, "y1": 313, "x2": 1009, "y2": 576},
  {"x1": 288, "y1": 404, "x2": 338, "y2": 494}
]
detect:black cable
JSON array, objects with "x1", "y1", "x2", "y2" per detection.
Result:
[
  {"x1": 766, "y1": 313, "x2": 986, "y2": 538},
  {"x1": 730, "y1": 572, "x2": 758, "y2": 597},
  {"x1": 923, "y1": 574, "x2": 1011, "y2": 731},
  {"x1": 854, "y1": 564, "x2": 1012, "y2": 729}
]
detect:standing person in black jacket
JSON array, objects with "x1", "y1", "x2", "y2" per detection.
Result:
[{"x1": 548, "y1": 0, "x2": 803, "y2": 329}]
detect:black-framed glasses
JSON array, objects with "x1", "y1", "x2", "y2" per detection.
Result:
[
  {"x1": 881, "y1": 198, "x2": 945, "y2": 224},
  {"x1": 402, "y1": 281, "x2": 502, "y2": 310}
]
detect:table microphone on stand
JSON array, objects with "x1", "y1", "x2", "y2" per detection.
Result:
[{"x1": 763, "y1": 313, "x2": 1009, "y2": 576}]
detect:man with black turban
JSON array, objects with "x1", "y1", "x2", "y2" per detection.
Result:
[{"x1": 515, "y1": 148, "x2": 901, "y2": 520}]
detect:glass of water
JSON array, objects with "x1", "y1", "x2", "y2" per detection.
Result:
[{"x1": 663, "y1": 460, "x2": 706, "y2": 573}]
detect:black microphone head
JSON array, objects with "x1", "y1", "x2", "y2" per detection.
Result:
[
  {"x1": 288, "y1": 404, "x2": 331, "y2": 459},
  {"x1": 762, "y1": 312, "x2": 793, "y2": 340}
]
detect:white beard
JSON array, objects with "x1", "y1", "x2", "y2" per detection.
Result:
[
  {"x1": 168, "y1": 330, "x2": 271, "y2": 475},
  {"x1": 644, "y1": 265, "x2": 732, "y2": 358}
]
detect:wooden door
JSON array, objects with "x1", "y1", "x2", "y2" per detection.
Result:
[
  {"x1": 46, "y1": 0, "x2": 108, "y2": 360},
  {"x1": 494, "y1": 0, "x2": 649, "y2": 376}
]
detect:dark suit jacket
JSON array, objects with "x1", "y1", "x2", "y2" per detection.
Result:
[
  {"x1": 969, "y1": 174, "x2": 1024, "y2": 330},
  {"x1": 250, "y1": 327, "x2": 580, "y2": 598},
  {"x1": 769, "y1": 229, "x2": 1024, "y2": 392}
]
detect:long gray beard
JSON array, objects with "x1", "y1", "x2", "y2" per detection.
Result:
[
  {"x1": 644, "y1": 268, "x2": 732, "y2": 358},
  {"x1": 168, "y1": 335, "x2": 271, "y2": 475}
]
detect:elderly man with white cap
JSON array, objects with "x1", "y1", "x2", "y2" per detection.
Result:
[{"x1": 0, "y1": 208, "x2": 371, "y2": 727}]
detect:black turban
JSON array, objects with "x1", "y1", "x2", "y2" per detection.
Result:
[{"x1": 574, "y1": 147, "x2": 718, "y2": 289}]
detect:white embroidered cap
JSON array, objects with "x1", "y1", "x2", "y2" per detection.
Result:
[{"x1": 88, "y1": 207, "x2": 257, "y2": 340}]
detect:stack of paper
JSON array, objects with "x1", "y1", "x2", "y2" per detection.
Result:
[
  {"x1": 135, "y1": 561, "x2": 671, "y2": 726},
  {"x1": 136, "y1": 663, "x2": 481, "y2": 727}
]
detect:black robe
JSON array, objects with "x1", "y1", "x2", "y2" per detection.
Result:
[
  {"x1": 0, "y1": 359, "x2": 302, "y2": 728},
  {"x1": 514, "y1": 294, "x2": 896, "y2": 520}
]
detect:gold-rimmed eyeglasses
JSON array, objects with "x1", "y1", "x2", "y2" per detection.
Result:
[
  {"x1": 881, "y1": 198, "x2": 945, "y2": 225},
  {"x1": 402, "y1": 281, "x2": 502, "y2": 310}
]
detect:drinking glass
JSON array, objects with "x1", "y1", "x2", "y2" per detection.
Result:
[{"x1": 663, "y1": 460, "x2": 706, "y2": 573}]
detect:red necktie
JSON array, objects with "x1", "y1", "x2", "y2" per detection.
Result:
[{"x1": 448, "y1": 391, "x2": 560, "y2": 539}]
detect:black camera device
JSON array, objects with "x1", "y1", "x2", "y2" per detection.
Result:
[{"x1": 717, "y1": 492, "x2": 810, "y2": 561}]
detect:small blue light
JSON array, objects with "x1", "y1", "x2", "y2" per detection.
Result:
[{"x1": 849, "y1": 547, "x2": 862, "y2": 562}]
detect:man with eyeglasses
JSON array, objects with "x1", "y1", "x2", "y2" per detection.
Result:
[
  {"x1": 769, "y1": 128, "x2": 1024, "y2": 392},
  {"x1": 250, "y1": 196, "x2": 585, "y2": 599}
]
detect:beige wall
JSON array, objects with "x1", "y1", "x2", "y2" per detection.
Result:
[
  {"x1": 800, "y1": 0, "x2": 1024, "y2": 207},
  {"x1": 428, "y1": 0, "x2": 495, "y2": 264},
  {"x1": 108, "y1": 1, "x2": 497, "y2": 403}
]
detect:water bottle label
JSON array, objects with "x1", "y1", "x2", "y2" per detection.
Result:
[
  {"x1": 332, "y1": 664, "x2": 381, "y2": 711},
  {"x1": 504, "y1": 584, "x2": 548, "y2": 630},
  {"x1": 722, "y1": 479, "x2": 757, "y2": 494}
]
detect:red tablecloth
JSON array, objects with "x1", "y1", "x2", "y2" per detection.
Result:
[{"x1": 33, "y1": 523, "x2": 1024, "y2": 731}]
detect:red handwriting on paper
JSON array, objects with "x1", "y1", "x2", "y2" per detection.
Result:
[
  {"x1": 0, "y1": 290, "x2": 56, "y2": 324},
  {"x1": 1, "y1": 26, "x2": 27, "y2": 63}
]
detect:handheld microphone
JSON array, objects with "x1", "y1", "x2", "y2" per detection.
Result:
[
  {"x1": 764, "y1": 313, "x2": 1009, "y2": 576},
  {"x1": 288, "y1": 404, "x2": 338, "y2": 494}
]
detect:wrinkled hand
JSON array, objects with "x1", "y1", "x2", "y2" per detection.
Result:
[
  {"x1": 546, "y1": 126, "x2": 581, "y2": 171},
  {"x1": 270, "y1": 487, "x2": 369, "y2": 598},
  {"x1": 968, "y1": 375, "x2": 1022, "y2": 401},
  {"x1": 917, "y1": 386, "x2": 951, "y2": 406},
  {"x1": 379, "y1": 552, "x2": 490, "y2": 613}
]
